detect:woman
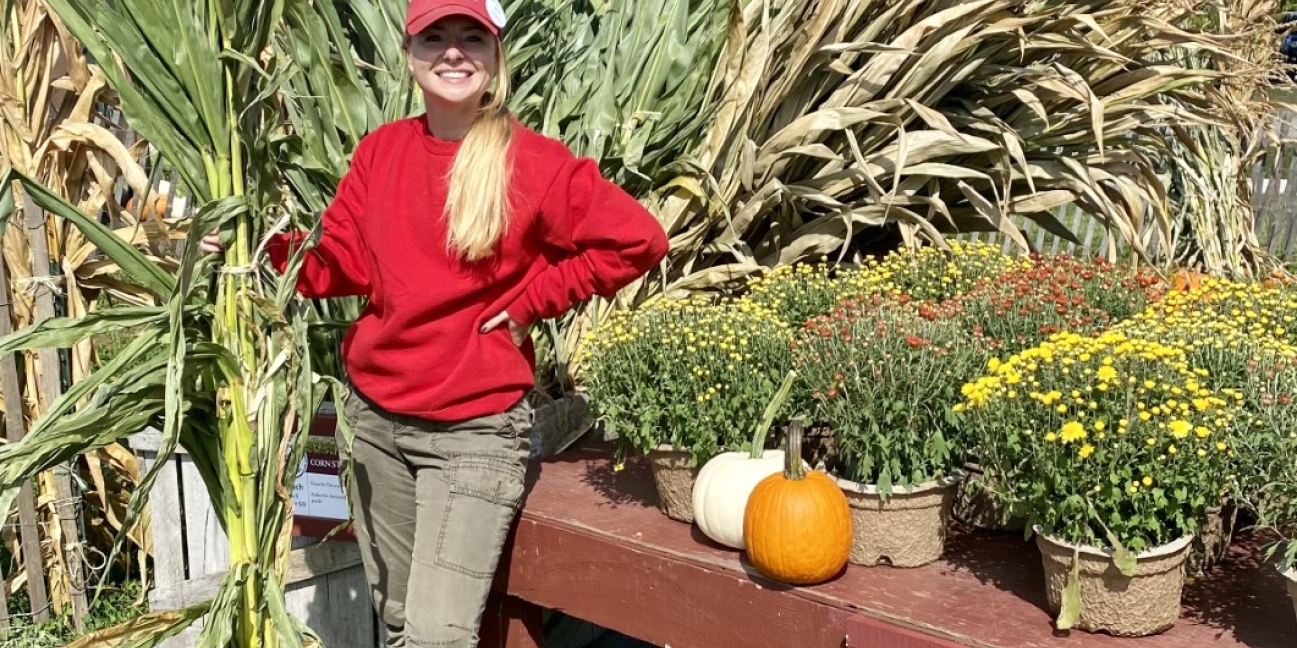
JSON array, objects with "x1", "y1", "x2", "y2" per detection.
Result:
[{"x1": 203, "y1": 0, "x2": 668, "y2": 645}]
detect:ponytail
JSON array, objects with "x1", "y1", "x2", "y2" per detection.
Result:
[{"x1": 445, "y1": 38, "x2": 513, "y2": 262}]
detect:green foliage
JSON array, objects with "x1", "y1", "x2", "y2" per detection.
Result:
[
  {"x1": 1241, "y1": 358, "x2": 1297, "y2": 571},
  {"x1": 580, "y1": 296, "x2": 794, "y2": 466},
  {"x1": 504, "y1": 0, "x2": 731, "y2": 197},
  {"x1": 1, "y1": 581, "x2": 146, "y2": 648}
]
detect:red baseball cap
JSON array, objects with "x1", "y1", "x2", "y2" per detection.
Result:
[{"x1": 406, "y1": 0, "x2": 507, "y2": 37}]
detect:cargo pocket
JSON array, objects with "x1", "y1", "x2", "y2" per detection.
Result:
[{"x1": 435, "y1": 455, "x2": 526, "y2": 579}]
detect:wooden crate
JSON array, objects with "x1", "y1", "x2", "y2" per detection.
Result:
[{"x1": 129, "y1": 419, "x2": 378, "y2": 648}]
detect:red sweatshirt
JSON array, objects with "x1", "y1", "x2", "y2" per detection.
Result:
[{"x1": 267, "y1": 116, "x2": 669, "y2": 421}]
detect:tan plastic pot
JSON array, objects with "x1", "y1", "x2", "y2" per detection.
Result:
[
  {"x1": 647, "y1": 444, "x2": 700, "y2": 523},
  {"x1": 1036, "y1": 531, "x2": 1193, "y2": 637},
  {"x1": 836, "y1": 475, "x2": 961, "y2": 568},
  {"x1": 952, "y1": 462, "x2": 1025, "y2": 532},
  {"x1": 1285, "y1": 568, "x2": 1297, "y2": 624}
]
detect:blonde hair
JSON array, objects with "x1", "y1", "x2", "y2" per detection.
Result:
[{"x1": 445, "y1": 38, "x2": 513, "y2": 262}]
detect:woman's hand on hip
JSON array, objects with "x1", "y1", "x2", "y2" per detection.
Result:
[{"x1": 481, "y1": 311, "x2": 529, "y2": 347}]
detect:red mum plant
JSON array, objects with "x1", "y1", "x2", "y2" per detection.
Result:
[
  {"x1": 924, "y1": 253, "x2": 1156, "y2": 356},
  {"x1": 794, "y1": 298, "x2": 982, "y2": 495}
]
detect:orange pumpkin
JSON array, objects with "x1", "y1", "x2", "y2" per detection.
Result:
[
  {"x1": 743, "y1": 420, "x2": 852, "y2": 585},
  {"x1": 1170, "y1": 268, "x2": 1207, "y2": 292},
  {"x1": 125, "y1": 193, "x2": 169, "y2": 221},
  {"x1": 1264, "y1": 269, "x2": 1293, "y2": 289}
]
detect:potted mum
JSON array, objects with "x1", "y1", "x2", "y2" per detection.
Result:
[
  {"x1": 581, "y1": 296, "x2": 794, "y2": 522},
  {"x1": 795, "y1": 297, "x2": 979, "y2": 567},
  {"x1": 843, "y1": 240, "x2": 1022, "y2": 303},
  {"x1": 939, "y1": 254, "x2": 1155, "y2": 531},
  {"x1": 957, "y1": 331, "x2": 1242, "y2": 636},
  {"x1": 1235, "y1": 353, "x2": 1297, "y2": 623},
  {"x1": 1113, "y1": 300, "x2": 1297, "y2": 573},
  {"x1": 737, "y1": 258, "x2": 851, "y2": 329}
]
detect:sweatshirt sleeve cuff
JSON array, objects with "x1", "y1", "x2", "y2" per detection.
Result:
[
  {"x1": 265, "y1": 231, "x2": 309, "y2": 274},
  {"x1": 506, "y1": 293, "x2": 538, "y2": 329}
]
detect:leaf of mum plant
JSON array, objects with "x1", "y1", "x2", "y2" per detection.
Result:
[{"x1": 1057, "y1": 548, "x2": 1083, "y2": 630}]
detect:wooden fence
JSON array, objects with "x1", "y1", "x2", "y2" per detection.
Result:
[
  {"x1": 0, "y1": 202, "x2": 94, "y2": 637},
  {"x1": 128, "y1": 412, "x2": 376, "y2": 648}
]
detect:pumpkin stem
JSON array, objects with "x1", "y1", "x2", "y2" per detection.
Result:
[
  {"x1": 785, "y1": 418, "x2": 806, "y2": 480},
  {"x1": 751, "y1": 370, "x2": 798, "y2": 460}
]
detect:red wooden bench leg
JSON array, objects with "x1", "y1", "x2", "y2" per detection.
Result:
[{"x1": 480, "y1": 590, "x2": 543, "y2": 648}]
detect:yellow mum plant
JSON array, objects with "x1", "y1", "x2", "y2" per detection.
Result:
[
  {"x1": 1134, "y1": 277, "x2": 1297, "y2": 347},
  {"x1": 956, "y1": 331, "x2": 1245, "y2": 554},
  {"x1": 738, "y1": 258, "x2": 849, "y2": 328},
  {"x1": 840, "y1": 240, "x2": 1024, "y2": 303},
  {"x1": 580, "y1": 297, "x2": 795, "y2": 466}
]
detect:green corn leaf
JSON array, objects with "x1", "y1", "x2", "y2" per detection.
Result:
[
  {"x1": 1106, "y1": 529, "x2": 1139, "y2": 577},
  {"x1": 4, "y1": 169, "x2": 176, "y2": 295},
  {"x1": 64, "y1": 603, "x2": 212, "y2": 648},
  {"x1": 194, "y1": 564, "x2": 249, "y2": 648},
  {"x1": 26, "y1": 332, "x2": 162, "y2": 440},
  {"x1": 0, "y1": 307, "x2": 168, "y2": 355}
]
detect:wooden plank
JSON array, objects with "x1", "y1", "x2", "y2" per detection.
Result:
[
  {"x1": 180, "y1": 455, "x2": 227, "y2": 578},
  {"x1": 22, "y1": 196, "x2": 88, "y2": 628},
  {"x1": 141, "y1": 450, "x2": 186, "y2": 603},
  {"x1": 1269, "y1": 169, "x2": 1291, "y2": 251},
  {"x1": 1032, "y1": 210, "x2": 1049, "y2": 252},
  {"x1": 281, "y1": 545, "x2": 374, "y2": 648},
  {"x1": 1045, "y1": 209, "x2": 1065, "y2": 255},
  {"x1": 501, "y1": 516, "x2": 855, "y2": 648},
  {"x1": 129, "y1": 427, "x2": 190, "y2": 455},
  {"x1": 155, "y1": 625, "x2": 203, "y2": 648},
  {"x1": 1078, "y1": 210, "x2": 1098, "y2": 258},
  {"x1": 0, "y1": 219, "x2": 49, "y2": 624},
  {"x1": 845, "y1": 614, "x2": 972, "y2": 648},
  {"x1": 322, "y1": 564, "x2": 376, "y2": 646},
  {"x1": 150, "y1": 541, "x2": 364, "y2": 611},
  {"x1": 1277, "y1": 171, "x2": 1297, "y2": 260}
]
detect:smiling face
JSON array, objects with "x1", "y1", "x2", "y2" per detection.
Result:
[{"x1": 405, "y1": 16, "x2": 498, "y2": 110}]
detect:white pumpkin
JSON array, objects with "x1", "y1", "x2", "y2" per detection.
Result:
[
  {"x1": 693, "y1": 449, "x2": 806, "y2": 549},
  {"x1": 694, "y1": 369, "x2": 803, "y2": 549}
]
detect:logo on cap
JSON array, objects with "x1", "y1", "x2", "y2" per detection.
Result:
[{"x1": 486, "y1": 0, "x2": 507, "y2": 28}]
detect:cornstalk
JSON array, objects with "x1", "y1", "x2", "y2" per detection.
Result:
[
  {"x1": 1156, "y1": 1, "x2": 1285, "y2": 276},
  {"x1": 209, "y1": 59, "x2": 259, "y2": 648},
  {"x1": 1, "y1": 0, "x2": 153, "y2": 624}
]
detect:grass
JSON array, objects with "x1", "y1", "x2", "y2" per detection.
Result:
[{"x1": 1, "y1": 581, "x2": 147, "y2": 648}]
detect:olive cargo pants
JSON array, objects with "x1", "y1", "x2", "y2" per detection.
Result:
[{"x1": 340, "y1": 385, "x2": 532, "y2": 648}]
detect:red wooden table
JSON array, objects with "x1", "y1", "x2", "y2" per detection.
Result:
[{"x1": 481, "y1": 446, "x2": 1295, "y2": 648}]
